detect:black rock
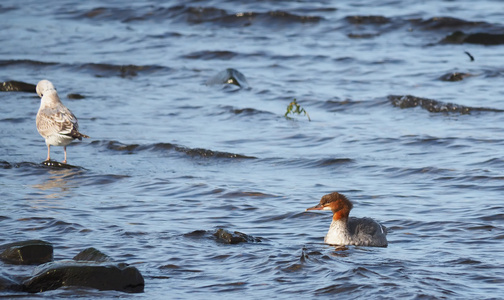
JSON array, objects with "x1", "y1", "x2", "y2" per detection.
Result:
[
  {"x1": 0, "y1": 81, "x2": 36, "y2": 93},
  {"x1": 442, "y1": 31, "x2": 504, "y2": 45},
  {"x1": 22, "y1": 261, "x2": 144, "y2": 293},
  {"x1": 213, "y1": 228, "x2": 262, "y2": 244},
  {"x1": 67, "y1": 93, "x2": 86, "y2": 99},
  {"x1": 0, "y1": 273, "x2": 21, "y2": 291},
  {"x1": 438, "y1": 72, "x2": 471, "y2": 81},
  {"x1": 0, "y1": 240, "x2": 53, "y2": 265},
  {"x1": 41, "y1": 160, "x2": 81, "y2": 169},
  {"x1": 73, "y1": 247, "x2": 111, "y2": 262}
]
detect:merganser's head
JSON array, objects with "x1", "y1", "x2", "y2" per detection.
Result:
[{"x1": 306, "y1": 192, "x2": 353, "y2": 220}]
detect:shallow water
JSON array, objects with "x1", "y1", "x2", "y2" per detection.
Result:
[{"x1": 1, "y1": 0, "x2": 504, "y2": 298}]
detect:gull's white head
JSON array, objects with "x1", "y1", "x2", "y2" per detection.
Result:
[{"x1": 36, "y1": 80, "x2": 57, "y2": 98}]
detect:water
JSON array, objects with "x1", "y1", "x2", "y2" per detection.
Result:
[{"x1": 1, "y1": 0, "x2": 504, "y2": 298}]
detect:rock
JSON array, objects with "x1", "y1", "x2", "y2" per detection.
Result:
[
  {"x1": 213, "y1": 228, "x2": 262, "y2": 244},
  {"x1": 41, "y1": 160, "x2": 81, "y2": 169},
  {"x1": 0, "y1": 273, "x2": 21, "y2": 291},
  {"x1": 0, "y1": 81, "x2": 36, "y2": 92},
  {"x1": 438, "y1": 72, "x2": 472, "y2": 81},
  {"x1": 22, "y1": 261, "x2": 144, "y2": 293},
  {"x1": 73, "y1": 247, "x2": 111, "y2": 262},
  {"x1": 442, "y1": 31, "x2": 504, "y2": 45},
  {"x1": 206, "y1": 68, "x2": 249, "y2": 88},
  {"x1": 0, "y1": 240, "x2": 53, "y2": 265},
  {"x1": 67, "y1": 93, "x2": 86, "y2": 99}
]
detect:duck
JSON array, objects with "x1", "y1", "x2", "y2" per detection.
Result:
[{"x1": 306, "y1": 192, "x2": 387, "y2": 247}]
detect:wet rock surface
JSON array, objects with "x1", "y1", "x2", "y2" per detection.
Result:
[
  {"x1": 41, "y1": 160, "x2": 82, "y2": 169},
  {"x1": 0, "y1": 240, "x2": 144, "y2": 294},
  {"x1": 0, "y1": 240, "x2": 53, "y2": 265},
  {"x1": 438, "y1": 72, "x2": 472, "y2": 81},
  {"x1": 185, "y1": 228, "x2": 262, "y2": 244},
  {"x1": 441, "y1": 31, "x2": 504, "y2": 45},
  {"x1": 73, "y1": 247, "x2": 112, "y2": 262},
  {"x1": 213, "y1": 228, "x2": 262, "y2": 244},
  {"x1": 22, "y1": 261, "x2": 144, "y2": 293},
  {"x1": 0, "y1": 80, "x2": 36, "y2": 92},
  {"x1": 388, "y1": 94, "x2": 504, "y2": 114},
  {"x1": 0, "y1": 273, "x2": 20, "y2": 291}
]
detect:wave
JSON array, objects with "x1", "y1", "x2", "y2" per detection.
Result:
[
  {"x1": 64, "y1": 4, "x2": 322, "y2": 27},
  {"x1": 388, "y1": 95, "x2": 504, "y2": 114},
  {"x1": 0, "y1": 59, "x2": 170, "y2": 78},
  {"x1": 96, "y1": 140, "x2": 256, "y2": 159}
]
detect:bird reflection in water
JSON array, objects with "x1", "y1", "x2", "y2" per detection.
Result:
[{"x1": 32, "y1": 168, "x2": 83, "y2": 200}]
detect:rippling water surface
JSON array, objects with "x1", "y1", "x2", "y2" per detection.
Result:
[{"x1": 1, "y1": 0, "x2": 504, "y2": 298}]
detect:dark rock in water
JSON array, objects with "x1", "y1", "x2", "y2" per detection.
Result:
[
  {"x1": 389, "y1": 95, "x2": 469, "y2": 114},
  {"x1": 442, "y1": 31, "x2": 504, "y2": 45},
  {"x1": 345, "y1": 15, "x2": 391, "y2": 25},
  {"x1": 41, "y1": 160, "x2": 81, "y2": 169},
  {"x1": 389, "y1": 95, "x2": 504, "y2": 114},
  {"x1": 0, "y1": 272, "x2": 21, "y2": 291},
  {"x1": 213, "y1": 228, "x2": 262, "y2": 244},
  {"x1": 0, "y1": 240, "x2": 53, "y2": 265},
  {"x1": 73, "y1": 247, "x2": 112, "y2": 262},
  {"x1": 0, "y1": 80, "x2": 36, "y2": 93},
  {"x1": 0, "y1": 160, "x2": 12, "y2": 169},
  {"x1": 464, "y1": 32, "x2": 504, "y2": 45},
  {"x1": 438, "y1": 72, "x2": 472, "y2": 81},
  {"x1": 206, "y1": 68, "x2": 249, "y2": 88},
  {"x1": 185, "y1": 229, "x2": 262, "y2": 244},
  {"x1": 22, "y1": 261, "x2": 144, "y2": 293},
  {"x1": 67, "y1": 93, "x2": 86, "y2": 99}
]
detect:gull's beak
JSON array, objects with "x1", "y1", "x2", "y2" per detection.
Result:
[{"x1": 306, "y1": 203, "x2": 324, "y2": 211}]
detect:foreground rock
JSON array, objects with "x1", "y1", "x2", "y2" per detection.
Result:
[
  {"x1": 0, "y1": 240, "x2": 53, "y2": 265},
  {"x1": 0, "y1": 273, "x2": 21, "y2": 291},
  {"x1": 22, "y1": 261, "x2": 144, "y2": 293}
]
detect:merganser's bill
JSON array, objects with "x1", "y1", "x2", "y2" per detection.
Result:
[
  {"x1": 306, "y1": 192, "x2": 388, "y2": 247},
  {"x1": 36, "y1": 80, "x2": 89, "y2": 164}
]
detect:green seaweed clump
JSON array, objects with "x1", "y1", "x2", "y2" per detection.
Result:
[{"x1": 285, "y1": 99, "x2": 311, "y2": 121}]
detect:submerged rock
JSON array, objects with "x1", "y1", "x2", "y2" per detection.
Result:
[
  {"x1": 0, "y1": 273, "x2": 21, "y2": 291},
  {"x1": 73, "y1": 247, "x2": 112, "y2": 262},
  {"x1": 0, "y1": 81, "x2": 36, "y2": 93},
  {"x1": 213, "y1": 229, "x2": 262, "y2": 244},
  {"x1": 388, "y1": 95, "x2": 504, "y2": 114},
  {"x1": 442, "y1": 31, "x2": 504, "y2": 45},
  {"x1": 67, "y1": 93, "x2": 86, "y2": 99},
  {"x1": 41, "y1": 160, "x2": 81, "y2": 169},
  {"x1": 0, "y1": 240, "x2": 53, "y2": 265},
  {"x1": 185, "y1": 229, "x2": 262, "y2": 244},
  {"x1": 206, "y1": 68, "x2": 249, "y2": 88},
  {"x1": 438, "y1": 72, "x2": 472, "y2": 81},
  {"x1": 22, "y1": 261, "x2": 144, "y2": 293}
]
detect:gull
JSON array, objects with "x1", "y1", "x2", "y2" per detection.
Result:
[{"x1": 36, "y1": 80, "x2": 89, "y2": 164}]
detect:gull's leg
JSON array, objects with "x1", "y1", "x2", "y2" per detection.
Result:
[
  {"x1": 63, "y1": 146, "x2": 67, "y2": 164},
  {"x1": 46, "y1": 144, "x2": 51, "y2": 161}
]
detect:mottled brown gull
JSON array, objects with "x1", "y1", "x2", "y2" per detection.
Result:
[{"x1": 36, "y1": 80, "x2": 89, "y2": 164}]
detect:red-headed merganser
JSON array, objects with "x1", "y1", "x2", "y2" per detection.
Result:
[{"x1": 306, "y1": 192, "x2": 388, "y2": 247}]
